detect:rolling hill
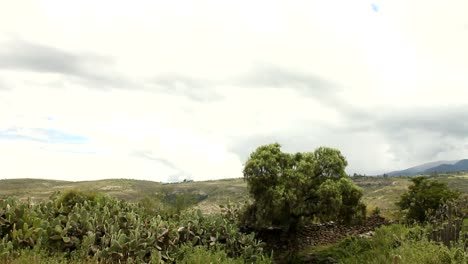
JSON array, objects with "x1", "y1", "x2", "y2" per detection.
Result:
[{"x1": 1, "y1": 173, "x2": 467, "y2": 220}]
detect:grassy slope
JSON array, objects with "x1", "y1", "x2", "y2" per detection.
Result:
[
  {"x1": 354, "y1": 173, "x2": 468, "y2": 219},
  {"x1": 1, "y1": 173, "x2": 467, "y2": 216},
  {"x1": 0, "y1": 178, "x2": 248, "y2": 213}
]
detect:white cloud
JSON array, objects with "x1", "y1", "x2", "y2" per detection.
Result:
[
  {"x1": 0, "y1": 138, "x2": 179, "y2": 181},
  {"x1": 1, "y1": 0, "x2": 468, "y2": 181}
]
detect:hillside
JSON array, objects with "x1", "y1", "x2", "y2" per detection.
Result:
[
  {"x1": 1, "y1": 174, "x2": 467, "y2": 219},
  {"x1": 424, "y1": 159, "x2": 468, "y2": 174},
  {"x1": 0, "y1": 178, "x2": 248, "y2": 213}
]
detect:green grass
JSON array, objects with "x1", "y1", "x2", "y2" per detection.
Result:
[
  {"x1": 301, "y1": 224, "x2": 467, "y2": 264},
  {"x1": 175, "y1": 244, "x2": 272, "y2": 264},
  {"x1": 0, "y1": 246, "x2": 272, "y2": 264},
  {"x1": 353, "y1": 176, "x2": 411, "y2": 219},
  {"x1": 430, "y1": 173, "x2": 468, "y2": 193},
  {"x1": 0, "y1": 250, "x2": 101, "y2": 264}
]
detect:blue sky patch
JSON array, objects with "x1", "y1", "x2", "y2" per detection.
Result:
[{"x1": 0, "y1": 127, "x2": 88, "y2": 144}]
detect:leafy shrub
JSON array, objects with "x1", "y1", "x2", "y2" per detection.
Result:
[
  {"x1": 397, "y1": 176, "x2": 460, "y2": 223},
  {"x1": 242, "y1": 143, "x2": 366, "y2": 231}
]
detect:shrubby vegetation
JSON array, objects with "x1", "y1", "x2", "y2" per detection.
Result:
[
  {"x1": 308, "y1": 177, "x2": 468, "y2": 263},
  {"x1": 311, "y1": 224, "x2": 467, "y2": 263},
  {"x1": 0, "y1": 190, "x2": 271, "y2": 263},
  {"x1": 241, "y1": 143, "x2": 366, "y2": 231},
  {"x1": 138, "y1": 189, "x2": 207, "y2": 219},
  {"x1": 397, "y1": 176, "x2": 460, "y2": 223}
]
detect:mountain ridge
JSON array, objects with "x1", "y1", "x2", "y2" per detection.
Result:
[{"x1": 387, "y1": 159, "x2": 468, "y2": 176}]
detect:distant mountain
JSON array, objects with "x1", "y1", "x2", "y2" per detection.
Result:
[
  {"x1": 387, "y1": 159, "x2": 463, "y2": 176},
  {"x1": 423, "y1": 159, "x2": 468, "y2": 174}
]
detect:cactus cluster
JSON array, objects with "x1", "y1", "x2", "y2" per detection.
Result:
[
  {"x1": 429, "y1": 202, "x2": 468, "y2": 251},
  {"x1": 0, "y1": 192, "x2": 268, "y2": 263}
]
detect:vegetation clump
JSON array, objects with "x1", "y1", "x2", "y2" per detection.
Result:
[
  {"x1": 0, "y1": 191, "x2": 270, "y2": 263},
  {"x1": 308, "y1": 224, "x2": 467, "y2": 263},
  {"x1": 242, "y1": 143, "x2": 366, "y2": 231},
  {"x1": 397, "y1": 176, "x2": 460, "y2": 223}
]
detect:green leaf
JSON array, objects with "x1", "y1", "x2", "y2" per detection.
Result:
[
  {"x1": 50, "y1": 235, "x2": 62, "y2": 240},
  {"x1": 54, "y1": 225, "x2": 63, "y2": 233},
  {"x1": 191, "y1": 236, "x2": 199, "y2": 245}
]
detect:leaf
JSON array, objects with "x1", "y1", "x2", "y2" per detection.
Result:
[
  {"x1": 62, "y1": 236, "x2": 71, "y2": 243},
  {"x1": 191, "y1": 236, "x2": 199, "y2": 245},
  {"x1": 54, "y1": 225, "x2": 63, "y2": 233},
  {"x1": 50, "y1": 235, "x2": 62, "y2": 240}
]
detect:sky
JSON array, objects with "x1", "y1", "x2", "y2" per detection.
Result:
[{"x1": 1, "y1": 0, "x2": 468, "y2": 182}]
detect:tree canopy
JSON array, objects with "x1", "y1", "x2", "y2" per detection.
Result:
[
  {"x1": 242, "y1": 143, "x2": 366, "y2": 231},
  {"x1": 397, "y1": 176, "x2": 460, "y2": 223}
]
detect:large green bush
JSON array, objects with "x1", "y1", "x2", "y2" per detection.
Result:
[
  {"x1": 242, "y1": 143, "x2": 366, "y2": 231},
  {"x1": 397, "y1": 176, "x2": 460, "y2": 223}
]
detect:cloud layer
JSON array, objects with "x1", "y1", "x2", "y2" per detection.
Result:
[{"x1": 0, "y1": 0, "x2": 467, "y2": 181}]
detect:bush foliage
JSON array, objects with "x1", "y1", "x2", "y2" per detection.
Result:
[
  {"x1": 0, "y1": 191, "x2": 270, "y2": 263},
  {"x1": 397, "y1": 176, "x2": 460, "y2": 223},
  {"x1": 242, "y1": 143, "x2": 366, "y2": 231}
]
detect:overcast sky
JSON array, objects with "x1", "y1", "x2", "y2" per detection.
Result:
[{"x1": 1, "y1": 0, "x2": 468, "y2": 182}]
